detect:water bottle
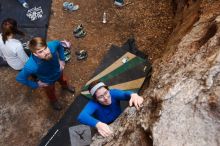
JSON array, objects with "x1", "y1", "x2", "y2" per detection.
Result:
[{"x1": 102, "y1": 12, "x2": 107, "y2": 24}]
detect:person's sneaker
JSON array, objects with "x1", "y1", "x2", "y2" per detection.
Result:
[
  {"x1": 63, "y1": 85, "x2": 75, "y2": 93},
  {"x1": 114, "y1": 1, "x2": 124, "y2": 7},
  {"x1": 75, "y1": 50, "x2": 86, "y2": 55},
  {"x1": 68, "y1": 3, "x2": 79, "y2": 11},
  {"x1": 63, "y1": 2, "x2": 70, "y2": 10},
  {"x1": 75, "y1": 50, "x2": 88, "y2": 60},
  {"x1": 77, "y1": 52, "x2": 88, "y2": 60},
  {"x1": 63, "y1": 2, "x2": 79, "y2": 11},
  {"x1": 74, "y1": 30, "x2": 87, "y2": 38},
  {"x1": 64, "y1": 49, "x2": 71, "y2": 56},
  {"x1": 73, "y1": 24, "x2": 84, "y2": 34},
  {"x1": 51, "y1": 100, "x2": 62, "y2": 111},
  {"x1": 22, "y1": 2, "x2": 29, "y2": 9},
  {"x1": 64, "y1": 53, "x2": 71, "y2": 62}
]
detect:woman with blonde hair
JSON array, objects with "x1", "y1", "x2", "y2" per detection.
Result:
[{"x1": 0, "y1": 18, "x2": 28, "y2": 70}]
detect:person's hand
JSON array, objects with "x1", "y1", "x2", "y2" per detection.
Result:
[
  {"x1": 129, "y1": 93, "x2": 143, "y2": 110},
  {"x1": 96, "y1": 122, "x2": 113, "y2": 137},
  {"x1": 37, "y1": 80, "x2": 48, "y2": 87},
  {"x1": 59, "y1": 60, "x2": 65, "y2": 71}
]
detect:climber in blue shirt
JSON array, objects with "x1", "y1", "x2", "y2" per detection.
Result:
[{"x1": 77, "y1": 80, "x2": 144, "y2": 137}]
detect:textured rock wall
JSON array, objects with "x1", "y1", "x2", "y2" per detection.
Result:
[
  {"x1": 91, "y1": 1, "x2": 220, "y2": 146},
  {"x1": 152, "y1": 16, "x2": 220, "y2": 146}
]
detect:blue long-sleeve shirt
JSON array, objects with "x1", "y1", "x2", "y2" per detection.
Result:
[
  {"x1": 77, "y1": 89, "x2": 133, "y2": 127},
  {"x1": 16, "y1": 40, "x2": 65, "y2": 89}
]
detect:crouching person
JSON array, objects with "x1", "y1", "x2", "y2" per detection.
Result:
[
  {"x1": 16, "y1": 37, "x2": 75, "y2": 110},
  {"x1": 77, "y1": 80, "x2": 143, "y2": 137}
]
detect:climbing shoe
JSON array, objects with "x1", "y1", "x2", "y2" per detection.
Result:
[
  {"x1": 114, "y1": 0, "x2": 124, "y2": 7},
  {"x1": 73, "y1": 24, "x2": 84, "y2": 34},
  {"x1": 74, "y1": 29, "x2": 87, "y2": 38},
  {"x1": 75, "y1": 50, "x2": 85, "y2": 55},
  {"x1": 63, "y1": 2, "x2": 79, "y2": 11},
  {"x1": 64, "y1": 49, "x2": 71, "y2": 56},
  {"x1": 75, "y1": 50, "x2": 88, "y2": 60},
  {"x1": 64, "y1": 53, "x2": 71, "y2": 62}
]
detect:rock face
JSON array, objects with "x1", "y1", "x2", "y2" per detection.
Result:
[{"x1": 91, "y1": 1, "x2": 220, "y2": 146}]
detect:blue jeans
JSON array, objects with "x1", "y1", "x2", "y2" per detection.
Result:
[{"x1": 17, "y1": 0, "x2": 27, "y2": 4}]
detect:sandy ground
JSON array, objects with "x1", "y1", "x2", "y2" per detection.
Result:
[{"x1": 0, "y1": 0, "x2": 174, "y2": 145}]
